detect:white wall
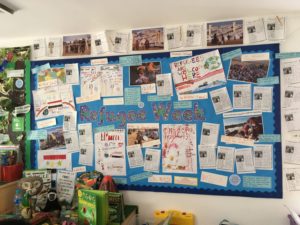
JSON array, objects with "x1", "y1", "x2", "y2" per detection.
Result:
[{"x1": 2, "y1": 13, "x2": 300, "y2": 225}]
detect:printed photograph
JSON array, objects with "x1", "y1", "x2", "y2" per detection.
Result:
[
  {"x1": 207, "y1": 20, "x2": 243, "y2": 46},
  {"x1": 286, "y1": 173, "x2": 295, "y2": 181},
  {"x1": 199, "y1": 151, "x2": 207, "y2": 158},
  {"x1": 285, "y1": 146, "x2": 294, "y2": 153},
  {"x1": 283, "y1": 67, "x2": 292, "y2": 75},
  {"x1": 247, "y1": 26, "x2": 256, "y2": 34},
  {"x1": 285, "y1": 91, "x2": 294, "y2": 98},
  {"x1": 285, "y1": 114, "x2": 294, "y2": 122},
  {"x1": 39, "y1": 126, "x2": 66, "y2": 150},
  {"x1": 63, "y1": 34, "x2": 91, "y2": 56},
  {"x1": 218, "y1": 152, "x2": 226, "y2": 160},
  {"x1": 224, "y1": 115, "x2": 264, "y2": 141},
  {"x1": 130, "y1": 62, "x2": 161, "y2": 85},
  {"x1": 255, "y1": 151, "x2": 263, "y2": 158},
  {"x1": 234, "y1": 91, "x2": 242, "y2": 98},
  {"x1": 228, "y1": 56, "x2": 269, "y2": 83},
  {"x1": 127, "y1": 123, "x2": 160, "y2": 147},
  {"x1": 132, "y1": 27, "x2": 164, "y2": 51},
  {"x1": 202, "y1": 128, "x2": 211, "y2": 136}
]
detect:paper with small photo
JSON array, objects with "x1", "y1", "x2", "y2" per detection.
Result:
[
  {"x1": 228, "y1": 52, "x2": 269, "y2": 83},
  {"x1": 95, "y1": 129, "x2": 126, "y2": 176},
  {"x1": 216, "y1": 146, "x2": 235, "y2": 173},
  {"x1": 281, "y1": 58, "x2": 300, "y2": 86},
  {"x1": 253, "y1": 86, "x2": 273, "y2": 112},
  {"x1": 200, "y1": 122, "x2": 219, "y2": 146},
  {"x1": 32, "y1": 38, "x2": 46, "y2": 59},
  {"x1": 156, "y1": 73, "x2": 173, "y2": 96},
  {"x1": 284, "y1": 87, "x2": 300, "y2": 108},
  {"x1": 80, "y1": 66, "x2": 101, "y2": 98},
  {"x1": 233, "y1": 84, "x2": 252, "y2": 109},
  {"x1": 92, "y1": 32, "x2": 109, "y2": 54},
  {"x1": 284, "y1": 168, "x2": 300, "y2": 191},
  {"x1": 59, "y1": 84, "x2": 76, "y2": 113},
  {"x1": 198, "y1": 145, "x2": 216, "y2": 169},
  {"x1": 99, "y1": 64, "x2": 123, "y2": 97},
  {"x1": 79, "y1": 143, "x2": 94, "y2": 166},
  {"x1": 109, "y1": 31, "x2": 129, "y2": 53},
  {"x1": 284, "y1": 141, "x2": 300, "y2": 165},
  {"x1": 46, "y1": 37, "x2": 62, "y2": 57},
  {"x1": 63, "y1": 111, "x2": 77, "y2": 132},
  {"x1": 64, "y1": 131, "x2": 79, "y2": 153},
  {"x1": 283, "y1": 109, "x2": 300, "y2": 132},
  {"x1": 210, "y1": 87, "x2": 233, "y2": 114},
  {"x1": 235, "y1": 148, "x2": 256, "y2": 174},
  {"x1": 78, "y1": 123, "x2": 93, "y2": 144},
  {"x1": 144, "y1": 148, "x2": 161, "y2": 172},
  {"x1": 264, "y1": 16, "x2": 285, "y2": 40},
  {"x1": 166, "y1": 26, "x2": 182, "y2": 49},
  {"x1": 127, "y1": 144, "x2": 144, "y2": 168},
  {"x1": 253, "y1": 144, "x2": 273, "y2": 170},
  {"x1": 65, "y1": 63, "x2": 79, "y2": 84},
  {"x1": 185, "y1": 24, "x2": 203, "y2": 47},
  {"x1": 245, "y1": 18, "x2": 266, "y2": 43}
]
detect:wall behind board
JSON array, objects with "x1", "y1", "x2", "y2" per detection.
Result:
[{"x1": 1, "y1": 13, "x2": 300, "y2": 225}]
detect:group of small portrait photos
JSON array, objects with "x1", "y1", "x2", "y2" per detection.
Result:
[
  {"x1": 236, "y1": 155, "x2": 244, "y2": 162},
  {"x1": 218, "y1": 152, "x2": 226, "y2": 160},
  {"x1": 212, "y1": 96, "x2": 220, "y2": 103},
  {"x1": 285, "y1": 114, "x2": 294, "y2": 122},
  {"x1": 285, "y1": 145, "x2": 294, "y2": 154},
  {"x1": 255, "y1": 151, "x2": 263, "y2": 158},
  {"x1": 234, "y1": 91, "x2": 242, "y2": 98},
  {"x1": 286, "y1": 173, "x2": 295, "y2": 181},
  {"x1": 254, "y1": 93, "x2": 263, "y2": 100},
  {"x1": 283, "y1": 67, "x2": 292, "y2": 75},
  {"x1": 285, "y1": 91, "x2": 294, "y2": 98}
]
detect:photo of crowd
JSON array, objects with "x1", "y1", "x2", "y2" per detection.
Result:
[
  {"x1": 132, "y1": 28, "x2": 164, "y2": 51},
  {"x1": 207, "y1": 20, "x2": 243, "y2": 46},
  {"x1": 63, "y1": 34, "x2": 91, "y2": 56},
  {"x1": 228, "y1": 56, "x2": 269, "y2": 83},
  {"x1": 130, "y1": 62, "x2": 161, "y2": 85},
  {"x1": 224, "y1": 115, "x2": 264, "y2": 141}
]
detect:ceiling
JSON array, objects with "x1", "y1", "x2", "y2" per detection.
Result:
[{"x1": 0, "y1": 0, "x2": 300, "y2": 44}]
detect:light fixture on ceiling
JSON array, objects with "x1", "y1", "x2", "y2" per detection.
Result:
[{"x1": 0, "y1": 2, "x2": 14, "y2": 14}]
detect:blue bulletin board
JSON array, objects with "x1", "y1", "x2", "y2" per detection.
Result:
[{"x1": 31, "y1": 43, "x2": 282, "y2": 198}]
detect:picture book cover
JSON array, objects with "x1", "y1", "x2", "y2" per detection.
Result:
[
  {"x1": 108, "y1": 192, "x2": 125, "y2": 225},
  {"x1": 78, "y1": 189, "x2": 108, "y2": 225}
]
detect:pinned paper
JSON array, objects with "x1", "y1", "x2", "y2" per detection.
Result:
[
  {"x1": 130, "y1": 172, "x2": 153, "y2": 182},
  {"x1": 243, "y1": 176, "x2": 272, "y2": 188},
  {"x1": 173, "y1": 101, "x2": 192, "y2": 109},
  {"x1": 221, "y1": 48, "x2": 242, "y2": 61},
  {"x1": 114, "y1": 178, "x2": 128, "y2": 185},
  {"x1": 258, "y1": 134, "x2": 281, "y2": 142},
  {"x1": 12, "y1": 104, "x2": 31, "y2": 117},
  {"x1": 119, "y1": 55, "x2": 142, "y2": 66},
  {"x1": 6, "y1": 69, "x2": 24, "y2": 78},
  {"x1": 257, "y1": 77, "x2": 279, "y2": 86},
  {"x1": 275, "y1": 52, "x2": 300, "y2": 59},
  {"x1": 36, "y1": 118, "x2": 56, "y2": 129},
  {"x1": 174, "y1": 176, "x2": 198, "y2": 186},
  {"x1": 94, "y1": 125, "x2": 115, "y2": 133},
  {"x1": 28, "y1": 130, "x2": 47, "y2": 140},
  {"x1": 125, "y1": 87, "x2": 141, "y2": 105},
  {"x1": 12, "y1": 117, "x2": 24, "y2": 132},
  {"x1": 31, "y1": 63, "x2": 51, "y2": 74},
  {"x1": 147, "y1": 95, "x2": 171, "y2": 102},
  {"x1": 90, "y1": 58, "x2": 108, "y2": 65}
]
